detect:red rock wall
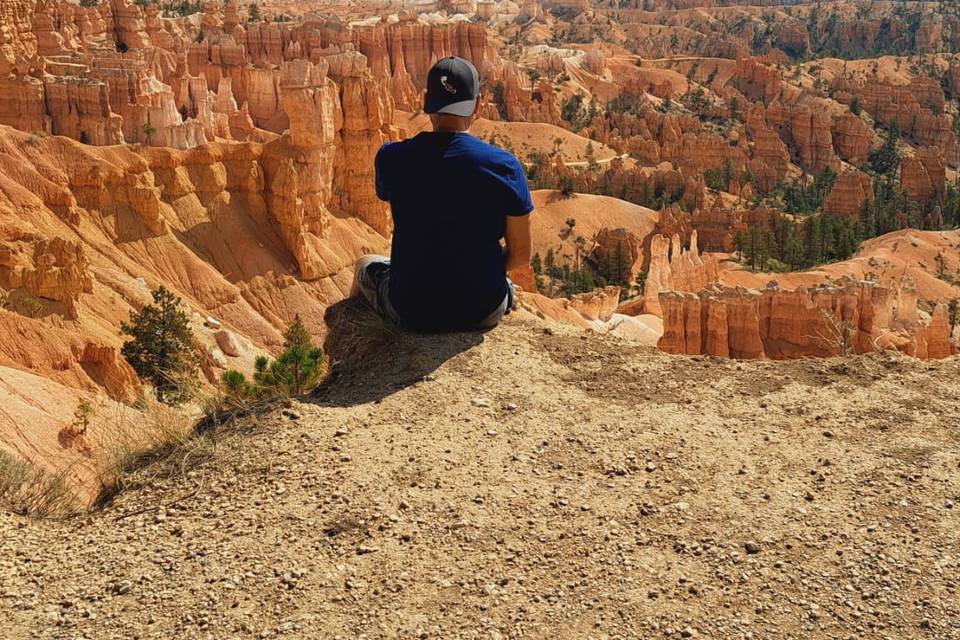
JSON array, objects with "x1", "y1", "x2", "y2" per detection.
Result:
[
  {"x1": 0, "y1": 1, "x2": 484, "y2": 161},
  {"x1": 900, "y1": 147, "x2": 946, "y2": 207},
  {"x1": 690, "y1": 200, "x2": 772, "y2": 253},
  {"x1": 831, "y1": 112, "x2": 872, "y2": 164}
]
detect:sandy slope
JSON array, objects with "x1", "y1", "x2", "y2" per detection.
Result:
[
  {"x1": 529, "y1": 190, "x2": 659, "y2": 264},
  {"x1": 1, "y1": 301, "x2": 957, "y2": 639}
]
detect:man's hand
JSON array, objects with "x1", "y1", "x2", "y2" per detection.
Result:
[{"x1": 504, "y1": 214, "x2": 532, "y2": 272}]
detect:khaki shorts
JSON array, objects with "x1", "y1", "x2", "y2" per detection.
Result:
[{"x1": 353, "y1": 255, "x2": 511, "y2": 331}]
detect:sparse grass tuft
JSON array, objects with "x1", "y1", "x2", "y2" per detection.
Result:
[
  {"x1": 95, "y1": 401, "x2": 204, "y2": 504},
  {"x1": 198, "y1": 388, "x2": 285, "y2": 435},
  {"x1": 24, "y1": 130, "x2": 47, "y2": 146},
  {"x1": 0, "y1": 451, "x2": 81, "y2": 518},
  {"x1": 94, "y1": 391, "x2": 281, "y2": 510},
  {"x1": 348, "y1": 307, "x2": 404, "y2": 343},
  {"x1": 4, "y1": 384, "x2": 293, "y2": 517}
]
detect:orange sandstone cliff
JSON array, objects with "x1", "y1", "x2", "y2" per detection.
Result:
[{"x1": 0, "y1": 57, "x2": 390, "y2": 503}]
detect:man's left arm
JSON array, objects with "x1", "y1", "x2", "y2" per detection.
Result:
[{"x1": 502, "y1": 155, "x2": 534, "y2": 272}]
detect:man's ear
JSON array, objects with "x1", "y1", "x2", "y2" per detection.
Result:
[{"x1": 472, "y1": 98, "x2": 481, "y2": 117}]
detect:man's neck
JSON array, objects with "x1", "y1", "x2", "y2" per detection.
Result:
[
  {"x1": 430, "y1": 114, "x2": 473, "y2": 133},
  {"x1": 432, "y1": 125, "x2": 469, "y2": 133}
]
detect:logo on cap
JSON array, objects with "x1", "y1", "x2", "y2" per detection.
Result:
[{"x1": 440, "y1": 75, "x2": 457, "y2": 95}]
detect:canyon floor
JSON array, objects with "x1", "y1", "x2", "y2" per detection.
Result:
[{"x1": 1, "y1": 302, "x2": 958, "y2": 640}]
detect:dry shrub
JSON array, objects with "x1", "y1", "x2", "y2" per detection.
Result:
[
  {"x1": 196, "y1": 383, "x2": 287, "y2": 444},
  {"x1": 811, "y1": 308, "x2": 855, "y2": 357}
]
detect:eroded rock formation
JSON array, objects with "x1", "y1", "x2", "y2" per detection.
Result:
[
  {"x1": 643, "y1": 231, "x2": 718, "y2": 316},
  {"x1": 0, "y1": 0, "x2": 503, "y2": 153},
  {"x1": 0, "y1": 114, "x2": 389, "y2": 504},
  {"x1": 0, "y1": 238, "x2": 93, "y2": 319},
  {"x1": 658, "y1": 277, "x2": 956, "y2": 360},
  {"x1": 568, "y1": 286, "x2": 621, "y2": 322},
  {"x1": 834, "y1": 75, "x2": 958, "y2": 164},
  {"x1": 591, "y1": 227, "x2": 642, "y2": 276},
  {"x1": 823, "y1": 171, "x2": 873, "y2": 219},
  {"x1": 900, "y1": 148, "x2": 946, "y2": 208},
  {"x1": 831, "y1": 112, "x2": 872, "y2": 164},
  {"x1": 615, "y1": 2, "x2": 960, "y2": 61}
]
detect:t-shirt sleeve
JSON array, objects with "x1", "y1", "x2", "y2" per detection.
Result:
[
  {"x1": 374, "y1": 143, "x2": 392, "y2": 202},
  {"x1": 501, "y1": 155, "x2": 535, "y2": 217}
]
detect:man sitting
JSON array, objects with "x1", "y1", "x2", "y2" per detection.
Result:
[{"x1": 352, "y1": 56, "x2": 534, "y2": 332}]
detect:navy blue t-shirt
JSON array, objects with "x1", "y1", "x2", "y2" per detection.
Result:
[{"x1": 375, "y1": 132, "x2": 534, "y2": 331}]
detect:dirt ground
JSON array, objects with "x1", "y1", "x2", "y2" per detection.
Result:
[{"x1": 1, "y1": 302, "x2": 958, "y2": 639}]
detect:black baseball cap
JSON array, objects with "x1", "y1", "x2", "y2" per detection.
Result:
[{"x1": 424, "y1": 56, "x2": 480, "y2": 117}]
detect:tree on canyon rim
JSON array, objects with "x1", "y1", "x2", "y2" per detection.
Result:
[{"x1": 121, "y1": 287, "x2": 199, "y2": 405}]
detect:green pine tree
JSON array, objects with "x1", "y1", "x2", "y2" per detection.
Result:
[
  {"x1": 283, "y1": 314, "x2": 311, "y2": 350},
  {"x1": 531, "y1": 253, "x2": 543, "y2": 277},
  {"x1": 733, "y1": 231, "x2": 746, "y2": 261},
  {"x1": 220, "y1": 369, "x2": 251, "y2": 403},
  {"x1": 531, "y1": 253, "x2": 544, "y2": 290},
  {"x1": 745, "y1": 227, "x2": 762, "y2": 270},
  {"x1": 604, "y1": 241, "x2": 631, "y2": 286},
  {"x1": 784, "y1": 233, "x2": 804, "y2": 269},
  {"x1": 635, "y1": 270, "x2": 648, "y2": 293},
  {"x1": 251, "y1": 316, "x2": 323, "y2": 396},
  {"x1": 120, "y1": 286, "x2": 198, "y2": 405},
  {"x1": 868, "y1": 123, "x2": 901, "y2": 176}
]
